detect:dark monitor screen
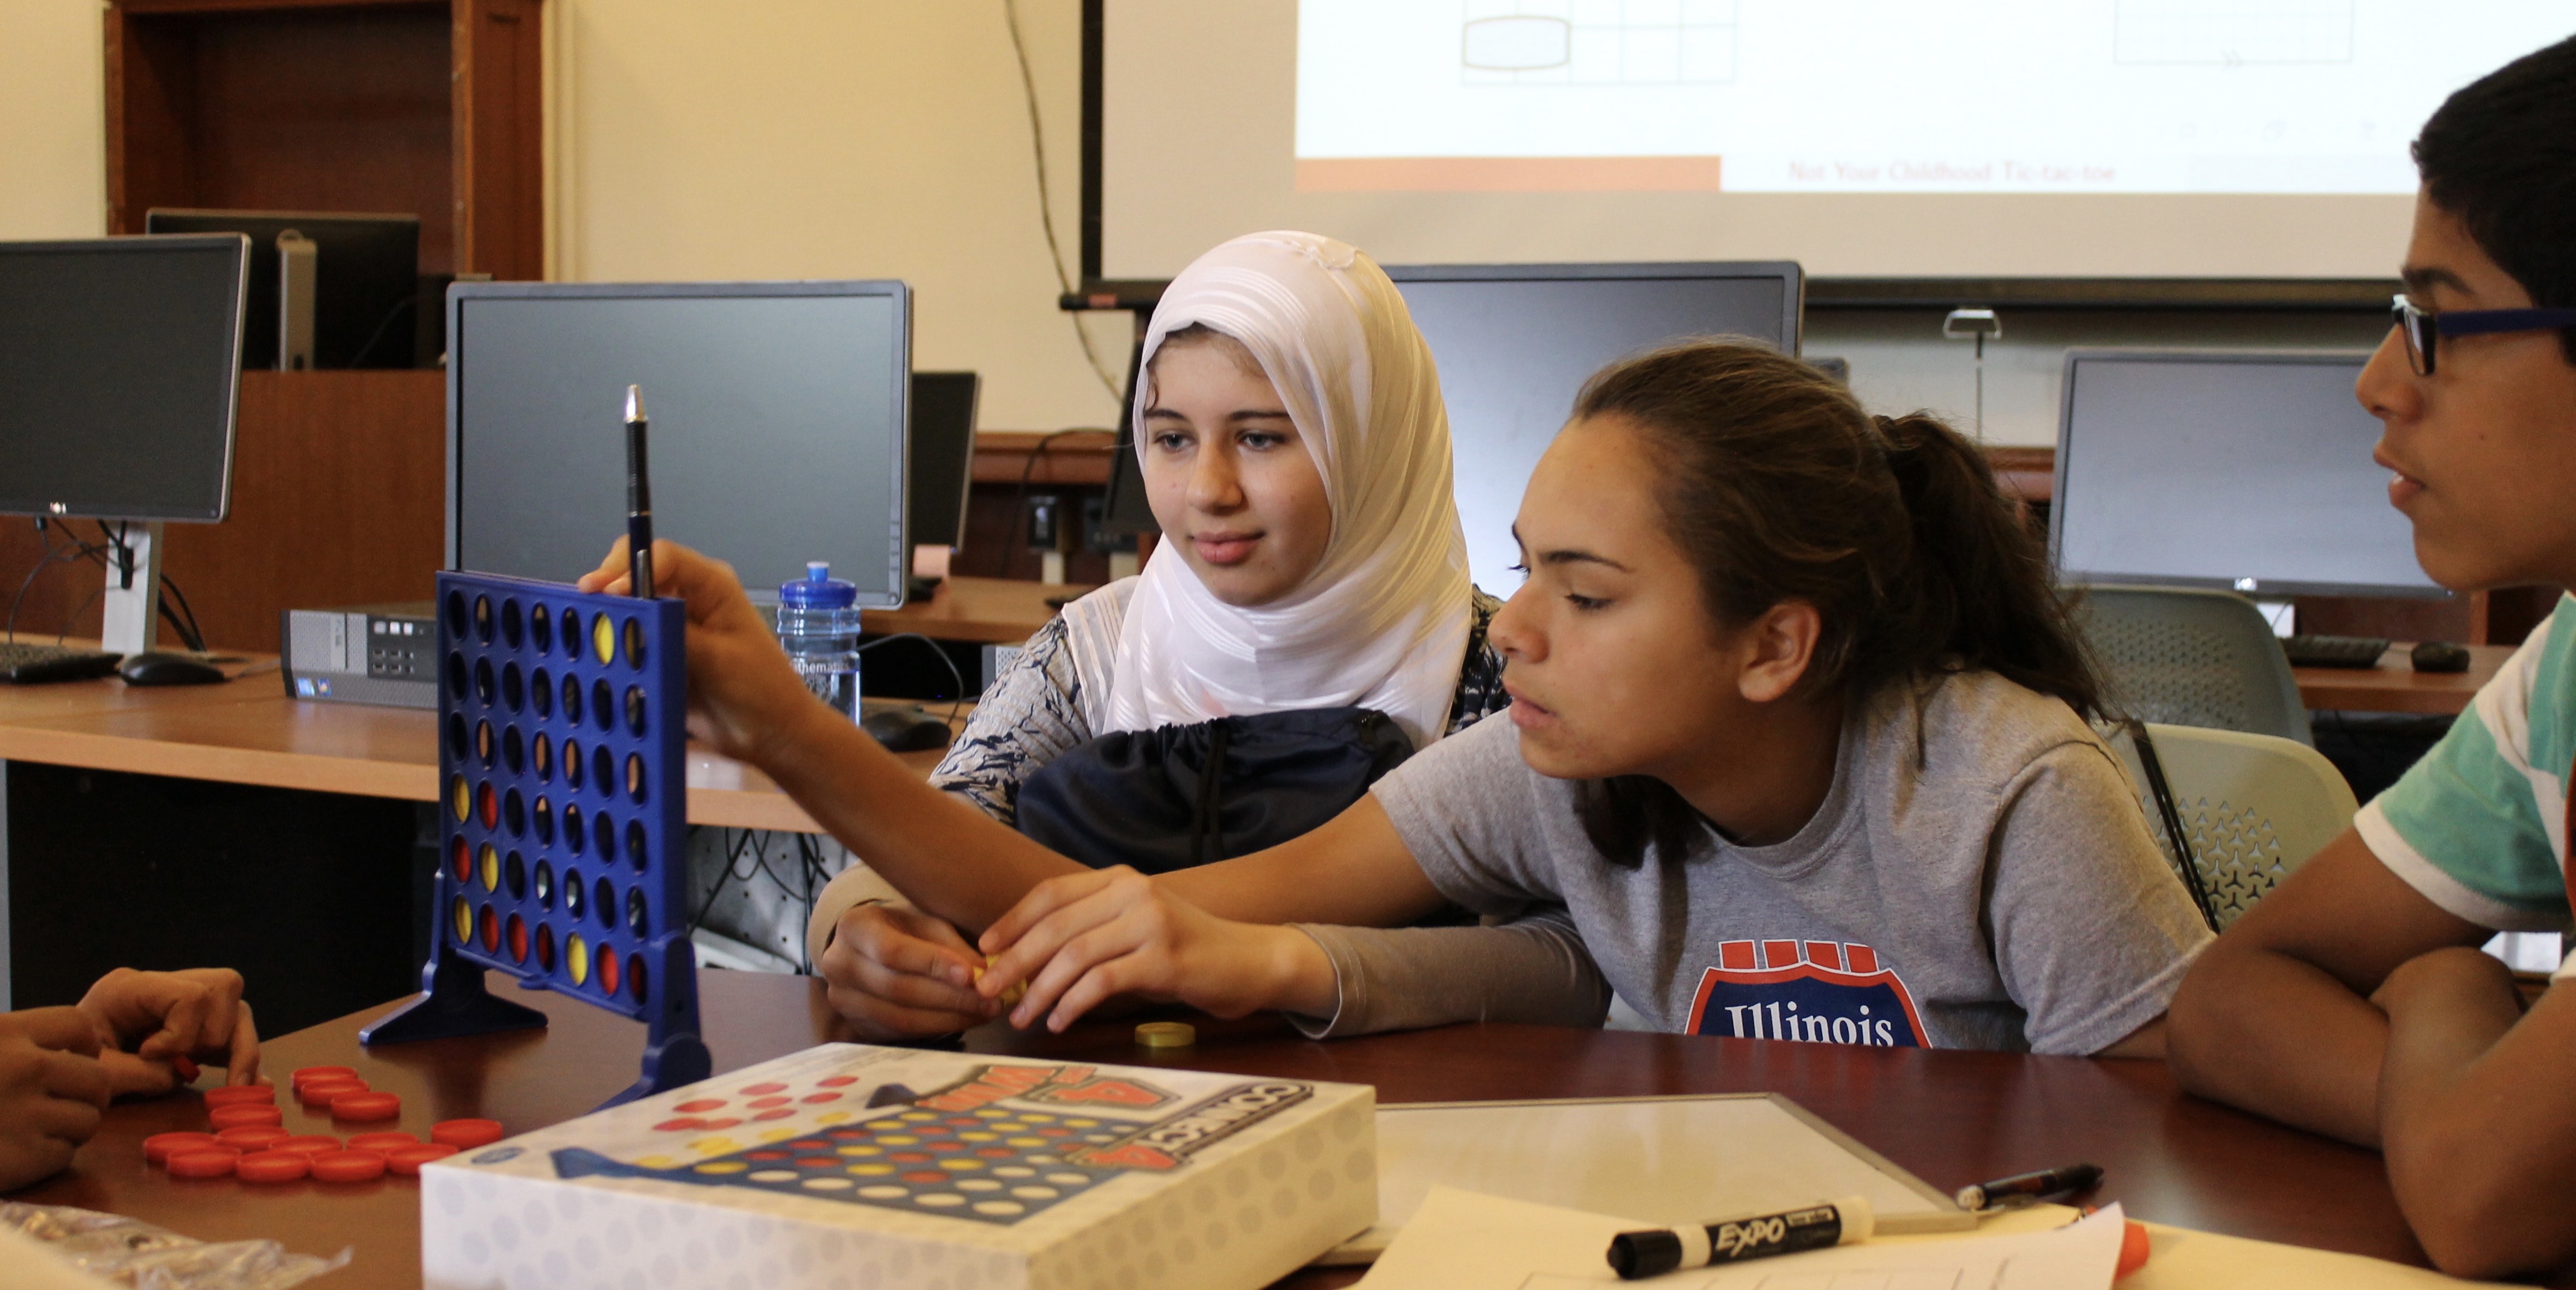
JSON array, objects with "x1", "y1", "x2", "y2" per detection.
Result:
[
  {"x1": 449, "y1": 281, "x2": 913, "y2": 606},
  {"x1": 145, "y1": 210, "x2": 420, "y2": 370},
  {"x1": 2051, "y1": 350, "x2": 2442, "y2": 599},
  {"x1": 909, "y1": 372, "x2": 980, "y2": 550},
  {"x1": 1387, "y1": 262, "x2": 1802, "y2": 595},
  {"x1": 0, "y1": 236, "x2": 247, "y2": 522}
]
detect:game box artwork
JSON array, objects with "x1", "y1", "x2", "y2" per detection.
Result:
[{"x1": 420, "y1": 1043, "x2": 1377, "y2": 1290}]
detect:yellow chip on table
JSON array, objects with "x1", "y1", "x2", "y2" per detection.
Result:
[{"x1": 1134, "y1": 1022, "x2": 1195, "y2": 1049}]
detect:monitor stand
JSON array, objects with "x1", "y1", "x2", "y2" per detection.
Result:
[{"x1": 99, "y1": 522, "x2": 162, "y2": 657}]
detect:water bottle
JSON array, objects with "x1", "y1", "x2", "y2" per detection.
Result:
[{"x1": 776, "y1": 561, "x2": 862, "y2": 722}]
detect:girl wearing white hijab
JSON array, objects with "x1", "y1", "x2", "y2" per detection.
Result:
[{"x1": 587, "y1": 233, "x2": 1594, "y2": 1038}]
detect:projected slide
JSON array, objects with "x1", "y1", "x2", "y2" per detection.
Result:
[{"x1": 1296, "y1": 1, "x2": 2571, "y2": 194}]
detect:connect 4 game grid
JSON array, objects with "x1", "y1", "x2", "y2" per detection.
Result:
[{"x1": 363, "y1": 571, "x2": 707, "y2": 1101}]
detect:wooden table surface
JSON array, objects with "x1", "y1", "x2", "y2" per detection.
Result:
[
  {"x1": 2293, "y1": 642, "x2": 2508, "y2": 716},
  {"x1": 0, "y1": 666, "x2": 961, "y2": 833},
  {"x1": 8, "y1": 970, "x2": 2426, "y2": 1288},
  {"x1": 862, "y1": 574, "x2": 1092, "y2": 646}
]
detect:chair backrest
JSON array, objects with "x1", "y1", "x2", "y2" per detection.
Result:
[
  {"x1": 2105, "y1": 722, "x2": 2358, "y2": 931},
  {"x1": 2073, "y1": 585, "x2": 2312, "y2": 745}
]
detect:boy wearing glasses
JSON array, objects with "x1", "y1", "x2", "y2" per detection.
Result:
[{"x1": 2167, "y1": 34, "x2": 2576, "y2": 1279}]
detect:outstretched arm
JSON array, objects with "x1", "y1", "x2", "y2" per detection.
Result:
[
  {"x1": 579, "y1": 539, "x2": 1084, "y2": 931},
  {"x1": 974, "y1": 797, "x2": 1452, "y2": 1030},
  {"x1": 2167, "y1": 827, "x2": 2490, "y2": 1146}
]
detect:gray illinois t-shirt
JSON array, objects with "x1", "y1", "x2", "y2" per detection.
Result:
[{"x1": 1367, "y1": 671, "x2": 2212, "y2": 1055}]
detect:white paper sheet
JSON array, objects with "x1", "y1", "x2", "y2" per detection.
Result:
[
  {"x1": 1329, "y1": 1095, "x2": 1966, "y2": 1262},
  {"x1": 1356, "y1": 1187, "x2": 2123, "y2": 1290}
]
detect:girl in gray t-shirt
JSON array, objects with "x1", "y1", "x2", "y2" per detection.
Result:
[{"x1": 964, "y1": 340, "x2": 2212, "y2": 1055}]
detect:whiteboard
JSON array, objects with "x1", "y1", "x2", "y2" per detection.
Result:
[{"x1": 1322, "y1": 1093, "x2": 1968, "y2": 1263}]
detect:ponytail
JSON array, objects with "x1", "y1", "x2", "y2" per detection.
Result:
[{"x1": 1567, "y1": 341, "x2": 2101, "y2": 865}]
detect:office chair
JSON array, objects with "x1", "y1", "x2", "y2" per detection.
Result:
[
  {"x1": 2072, "y1": 585, "x2": 2312, "y2": 745},
  {"x1": 2104, "y1": 722, "x2": 2359, "y2": 931}
]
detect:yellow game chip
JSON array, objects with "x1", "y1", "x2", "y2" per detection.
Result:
[
  {"x1": 972, "y1": 955, "x2": 1029, "y2": 1008},
  {"x1": 593, "y1": 613, "x2": 615, "y2": 664}
]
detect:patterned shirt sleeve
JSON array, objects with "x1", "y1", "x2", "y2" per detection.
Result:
[
  {"x1": 1443, "y1": 589, "x2": 1511, "y2": 735},
  {"x1": 926, "y1": 616, "x2": 1093, "y2": 827}
]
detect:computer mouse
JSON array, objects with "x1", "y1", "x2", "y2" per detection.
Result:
[
  {"x1": 862, "y1": 704, "x2": 954, "y2": 753},
  {"x1": 2411, "y1": 640, "x2": 2471, "y2": 674},
  {"x1": 119, "y1": 651, "x2": 227, "y2": 686}
]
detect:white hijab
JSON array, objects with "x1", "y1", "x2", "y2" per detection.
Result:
[{"x1": 1087, "y1": 231, "x2": 1473, "y2": 748}]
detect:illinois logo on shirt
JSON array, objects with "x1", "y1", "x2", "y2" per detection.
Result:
[{"x1": 1684, "y1": 939, "x2": 1929, "y2": 1048}]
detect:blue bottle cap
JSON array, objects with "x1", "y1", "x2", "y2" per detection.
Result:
[{"x1": 778, "y1": 561, "x2": 858, "y2": 609}]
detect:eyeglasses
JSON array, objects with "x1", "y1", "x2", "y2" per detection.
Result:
[{"x1": 2391, "y1": 294, "x2": 2576, "y2": 376}]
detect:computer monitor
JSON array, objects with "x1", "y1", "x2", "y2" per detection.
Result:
[
  {"x1": 0, "y1": 236, "x2": 248, "y2": 522},
  {"x1": 2051, "y1": 349, "x2": 2443, "y2": 599},
  {"x1": 908, "y1": 372, "x2": 980, "y2": 550},
  {"x1": 145, "y1": 209, "x2": 420, "y2": 370},
  {"x1": 1102, "y1": 262, "x2": 1805, "y2": 595},
  {"x1": 448, "y1": 280, "x2": 914, "y2": 607}
]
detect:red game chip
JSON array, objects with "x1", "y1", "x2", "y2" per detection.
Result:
[
  {"x1": 746, "y1": 1096, "x2": 791, "y2": 1109},
  {"x1": 385, "y1": 1143, "x2": 459, "y2": 1176},
  {"x1": 167, "y1": 1147, "x2": 242, "y2": 1178},
  {"x1": 801, "y1": 1092, "x2": 842, "y2": 1104},
  {"x1": 291, "y1": 1066, "x2": 356, "y2": 1091},
  {"x1": 901, "y1": 1170, "x2": 947, "y2": 1184},
  {"x1": 274, "y1": 1135, "x2": 343, "y2": 1156},
  {"x1": 209, "y1": 1104, "x2": 283, "y2": 1130},
  {"x1": 815, "y1": 1076, "x2": 857, "y2": 1088},
  {"x1": 750, "y1": 1109, "x2": 795, "y2": 1122},
  {"x1": 236, "y1": 1150, "x2": 312, "y2": 1184},
  {"x1": 330, "y1": 1091, "x2": 401, "y2": 1122},
  {"x1": 745, "y1": 1150, "x2": 789, "y2": 1162},
  {"x1": 204, "y1": 1084, "x2": 276, "y2": 1108},
  {"x1": 697, "y1": 1118, "x2": 741, "y2": 1130},
  {"x1": 737, "y1": 1083, "x2": 788, "y2": 1095},
  {"x1": 349, "y1": 1131, "x2": 420, "y2": 1152},
  {"x1": 298, "y1": 1077, "x2": 367, "y2": 1107},
  {"x1": 144, "y1": 1132, "x2": 219, "y2": 1166},
  {"x1": 431, "y1": 1119, "x2": 505, "y2": 1149},
  {"x1": 788, "y1": 1138, "x2": 829, "y2": 1149},
  {"x1": 795, "y1": 1156, "x2": 840, "y2": 1169},
  {"x1": 652, "y1": 1118, "x2": 705, "y2": 1133},
  {"x1": 171, "y1": 1055, "x2": 201, "y2": 1083},
  {"x1": 674, "y1": 1099, "x2": 725, "y2": 1113},
  {"x1": 215, "y1": 1126, "x2": 291, "y2": 1151},
  {"x1": 310, "y1": 1149, "x2": 387, "y2": 1183}
]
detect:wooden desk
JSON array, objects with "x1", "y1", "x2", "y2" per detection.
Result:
[
  {"x1": 861, "y1": 574, "x2": 1091, "y2": 647},
  {"x1": 0, "y1": 670, "x2": 971, "y2": 833},
  {"x1": 10, "y1": 972, "x2": 2425, "y2": 1288},
  {"x1": 2294, "y1": 642, "x2": 2510, "y2": 717}
]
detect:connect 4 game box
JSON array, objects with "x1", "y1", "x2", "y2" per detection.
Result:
[{"x1": 420, "y1": 1043, "x2": 1376, "y2": 1290}]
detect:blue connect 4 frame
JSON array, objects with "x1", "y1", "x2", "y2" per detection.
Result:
[{"x1": 361, "y1": 571, "x2": 709, "y2": 1107}]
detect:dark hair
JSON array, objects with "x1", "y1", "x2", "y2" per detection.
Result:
[
  {"x1": 2413, "y1": 34, "x2": 2576, "y2": 364},
  {"x1": 1567, "y1": 340, "x2": 2102, "y2": 864}
]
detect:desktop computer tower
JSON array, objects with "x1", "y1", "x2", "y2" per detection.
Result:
[{"x1": 281, "y1": 602, "x2": 438, "y2": 708}]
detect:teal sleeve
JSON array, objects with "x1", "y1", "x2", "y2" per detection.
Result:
[{"x1": 2361, "y1": 617, "x2": 2573, "y2": 929}]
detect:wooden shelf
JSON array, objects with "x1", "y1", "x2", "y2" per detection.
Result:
[{"x1": 106, "y1": 0, "x2": 545, "y2": 282}]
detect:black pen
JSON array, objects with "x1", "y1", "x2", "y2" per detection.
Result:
[
  {"x1": 1956, "y1": 1162, "x2": 2103, "y2": 1211},
  {"x1": 624, "y1": 384, "x2": 654, "y2": 598}
]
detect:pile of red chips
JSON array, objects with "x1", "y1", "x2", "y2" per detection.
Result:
[{"x1": 141, "y1": 1066, "x2": 509, "y2": 1185}]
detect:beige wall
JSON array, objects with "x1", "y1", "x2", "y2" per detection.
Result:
[
  {"x1": 0, "y1": 0, "x2": 1125, "y2": 431},
  {"x1": 0, "y1": 0, "x2": 107, "y2": 240},
  {"x1": 549, "y1": 0, "x2": 1126, "y2": 431}
]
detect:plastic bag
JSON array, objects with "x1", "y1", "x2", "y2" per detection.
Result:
[{"x1": 0, "y1": 1203, "x2": 349, "y2": 1290}]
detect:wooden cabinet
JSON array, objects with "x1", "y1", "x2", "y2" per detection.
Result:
[{"x1": 105, "y1": 0, "x2": 544, "y2": 282}]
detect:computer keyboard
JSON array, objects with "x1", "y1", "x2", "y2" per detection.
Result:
[
  {"x1": 2282, "y1": 634, "x2": 2391, "y2": 669},
  {"x1": 0, "y1": 641, "x2": 124, "y2": 684}
]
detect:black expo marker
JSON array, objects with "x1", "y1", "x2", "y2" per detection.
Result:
[
  {"x1": 1956, "y1": 1162, "x2": 2103, "y2": 1212},
  {"x1": 624, "y1": 384, "x2": 654, "y2": 598},
  {"x1": 1608, "y1": 1195, "x2": 1873, "y2": 1280}
]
